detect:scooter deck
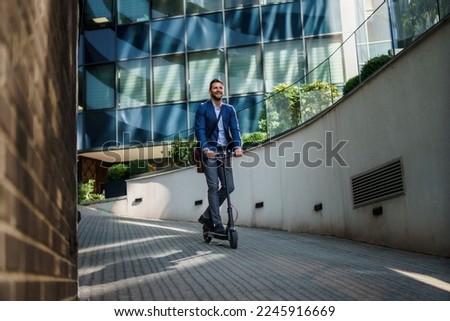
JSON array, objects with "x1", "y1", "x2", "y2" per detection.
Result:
[{"x1": 205, "y1": 231, "x2": 228, "y2": 240}]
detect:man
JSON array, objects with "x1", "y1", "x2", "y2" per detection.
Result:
[{"x1": 195, "y1": 79, "x2": 243, "y2": 234}]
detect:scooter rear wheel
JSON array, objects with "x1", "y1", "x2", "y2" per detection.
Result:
[
  {"x1": 203, "y1": 231, "x2": 212, "y2": 243},
  {"x1": 229, "y1": 229, "x2": 238, "y2": 249}
]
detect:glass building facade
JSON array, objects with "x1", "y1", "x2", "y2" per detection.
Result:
[{"x1": 78, "y1": 0, "x2": 389, "y2": 154}]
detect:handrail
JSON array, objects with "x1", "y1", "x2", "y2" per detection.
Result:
[{"x1": 160, "y1": 0, "x2": 448, "y2": 167}]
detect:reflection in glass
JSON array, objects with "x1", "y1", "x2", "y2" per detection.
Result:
[
  {"x1": 229, "y1": 95, "x2": 265, "y2": 134},
  {"x1": 77, "y1": 112, "x2": 84, "y2": 150},
  {"x1": 228, "y1": 45, "x2": 264, "y2": 95},
  {"x1": 305, "y1": 35, "x2": 344, "y2": 85},
  {"x1": 84, "y1": 0, "x2": 114, "y2": 29},
  {"x1": 187, "y1": 13, "x2": 223, "y2": 51},
  {"x1": 153, "y1": 104, "x2": 187, "y2": 141},
  {"x1": 117, "y1": 0, "x2": 149, "y2": 24},
  {"x1": 117, "y1": 107, "x2": 151, "y2": 145},
  {"x1": 86, "y1": 64, "x2": 115, "y2": 109},
  {"x1": 84, "y1": 110, "x2": 117, "y2": 149},
  {"x1": 261, "y1": 0, "x2": 293, "y2": 4},
  {"x1": 117, "y1": 23, "x2": 150, "y2": 60},
  {"x1": 225, "y1": 0, "x2": 259, "y2": 9},
  {"x1": 302, "y1": 0, "x2": 342, "y2": 36},
  {"x1": 188, "y1": 50, "x2": 225, "y2": 101},
  {"x1": 151, "y1": 0, "x2": 183, "y2": 19},
  {"x1": 262, "y1": 2, "x2": 301, "y2": 41},
  {"x1": 187, "y1": 0, "x2": 222, "y2": 14},
  {"x1": 153, "y1": 55, "x2": 186, "y2": 103},
  {"x1": 264, "y1": 40, "x2": 305, "y2": 90},
  {"x1": 118, "y1": 59, "x2": 150, "y2": 108},
  {"x1": 85, "y1": 28, "x2": 115, "y2": 63},
  {"x1": 225, "y1": 8, "x2": 261, "y2": 47},
  {"x1": 152, "y1": 18, "x2": 185, "y2": 55},
  {"x1": 78, "y1": 67, "x2": 85, "y2": 110}
]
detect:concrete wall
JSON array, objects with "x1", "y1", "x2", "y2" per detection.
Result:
[
  {"x1": 0, "y1": 1, "x2": 78, "y2": 299},
  {"x1": 126, "y1": 18, "x2": 450, "y2": 257}
]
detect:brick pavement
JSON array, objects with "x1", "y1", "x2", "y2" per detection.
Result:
[{"x1": 77, "y1": 206, "x2": 450, "y2": 301}]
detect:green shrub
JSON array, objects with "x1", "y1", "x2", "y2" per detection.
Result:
[
  {"x1": 299, "y1": 80, "x2": 341, "y2": 121},
  {"x1": 170, "y1": 138, "x2": 197, "y2": 167},
  {"x1": 343, "y1": 54, "x2": 392, "y2": 95},
  {"x1": 129, "y1": 159, "x2": 149, "y2": 176},
  {"x1": 242, "y1": 131, "x2": 268, "y2": 149},
  {"x1": 261, "y1": 83, "x2": 300, "y2": 136},
  {"x1": 342, "y1": 75, "x2": 361, "y2": 95},
  {"x1": 360, "y1": 54, "x2": 391, "y2": 80},
  {"x1": 78, "y1": 179, "x2": 105, "y2": 204},
  {"x1": 107, "y1": 163, "x2": 129, "y2": 181}
]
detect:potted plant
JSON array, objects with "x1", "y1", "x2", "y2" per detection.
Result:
[{"x1": 104, "y1": 163, "x2": 129, "y2": 198}]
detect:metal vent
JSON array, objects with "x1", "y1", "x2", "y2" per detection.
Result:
[{"x1": 351, "y1": 159, "x2": 404, "y2": 208}]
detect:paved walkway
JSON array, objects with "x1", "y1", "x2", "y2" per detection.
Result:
[{"x1": 77, "y1": 206, "x2": 450, "y2": 301}]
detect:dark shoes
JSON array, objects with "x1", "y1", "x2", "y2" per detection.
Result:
[
  {"x1": 198, "y1": 215, "x2": 226, "y2": 234},
  {"x1": 198, "y1": 215, "x2": 213, "y2": 230},
  {"x1": 213, "y1": 224, "x2": 226, "y2": 235}
]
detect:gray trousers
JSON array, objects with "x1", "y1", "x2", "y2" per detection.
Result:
[{"x1": 201, "y1": 156, "x2": 235, "y2": 226}]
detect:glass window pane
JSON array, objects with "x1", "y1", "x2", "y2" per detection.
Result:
[
  {"x1": 153, "y1": 55, "x2": 186, "y2": 104},
  {"x1": 264, "y1": 40, "x2": 305, "y2": 90},
  {"x1": 151, "y1": 0, "x2": 183, "y2": 19},
  {"x1": 84, "y1": 0, "x2": 114, "y2": 29},
  {"x1": 302, "y1": 0, "x2": 342, "y2": 36},
  {"x1": 366, "y1": 3, "x2": 390, "y2": 42},
  {"x1": 225, "y1": 0, "x2": 259, "y2": 9},
  {"x1": 117, "y1": 0, "x2": 149, "y2": 24},
  {"x1": 188, "y1": 50, "x2": 225, "y2": 101},
  {"x1": 86, "y1": 64, "x2": 115, "y2": 109},
  {"x1": 78, "y1": 34, "x2": 85, "y2": 66},
  {"x1": 153, "y1": 104, "x2": 187, "y2": 141},
  {"x1": 186, "y1": 0, "x2": 222, "y2": 15},
  {"x1": 440, "y1": 0, "x2": 450, "y2": 18},
  {"x1": 229, "y1": 95, "x2": 265, "y2": 135},
  {"x1": 117, "y1": 23, "x2": 150, "y2": 60},
  {"x1": 151, "y1": 18, "x2": 185, "y2": 55},
  {"x1": 228, "y1": 45, "x2": 263, "y2": 95},
  {"x1": 118, "y1": 59, "x2": 150, "y2": 108},
  {"x1": 117, "y1": 107, "x2": 151, "y2": 145},
  {"x1": 187, "y1": 13, "x2": 223, "y2": 51},
  {"x1": 262, "y1": 2, "x2": 301, "y2": 41},
  {"x1": 84, "y1": 111, "x2": 117, "y2": 149},
  {"x1": 261, "y1": 0, "x2": 294, "y2": 4},
  {"x1": 225, "y1": 8, "x2": 261, "y2": 47},
  {"x1": 78, "y1": 67, "x2": 85, "y2": 111},
  {"x1": 77, "y1": 112, "x2": 84, "y2": 150},
  {"x1": 306, "y1": 35, "x2": 344, "y2": 85},
  {"x1": 85, "y1": 28, "x2": 115, "y2": 63}
]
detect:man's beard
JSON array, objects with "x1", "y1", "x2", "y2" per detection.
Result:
[{"x1": 211, "y1": 92, "x2": 223, "y2": 100}]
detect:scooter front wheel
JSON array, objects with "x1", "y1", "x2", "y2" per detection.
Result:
[{"x1": 229, "y1": 229, "x2": 238, "y2": 249}]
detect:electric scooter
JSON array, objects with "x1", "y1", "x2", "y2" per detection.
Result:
[{"x1": 202, "y1": 149, "x2": 238, "y2": 249}]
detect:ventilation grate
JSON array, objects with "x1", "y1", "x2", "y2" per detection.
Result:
[{"x1": 351, "y1": 159, "x2": 404, "y2": 208}]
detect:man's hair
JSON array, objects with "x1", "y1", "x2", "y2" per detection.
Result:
[{"x1": 209, "y1": 79, "x2": 224, "y2": 90}]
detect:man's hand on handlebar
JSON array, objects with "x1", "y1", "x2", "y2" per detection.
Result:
[
  {"x1": 204, "y1": 149, "x2": 216, "y2": 158},
  {"x1": 203, "y1": 147, "x2": 244, "y2": 158}
]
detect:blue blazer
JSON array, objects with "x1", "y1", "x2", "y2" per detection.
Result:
[{"x1": 195, "y1": 100, "x2": 242, "y2": 150}]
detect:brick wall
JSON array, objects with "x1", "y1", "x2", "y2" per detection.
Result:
[{"x1": 0, "y1": 0, "x2": 78, "y2": 300}]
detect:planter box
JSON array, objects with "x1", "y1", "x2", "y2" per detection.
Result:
[{"x1": 104, "y1": 180, "x2": 127, "y2": 198}]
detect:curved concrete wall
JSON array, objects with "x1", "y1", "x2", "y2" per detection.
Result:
[{"x1": 124, "y1": 18, "x2": 450, "y2": 257}]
